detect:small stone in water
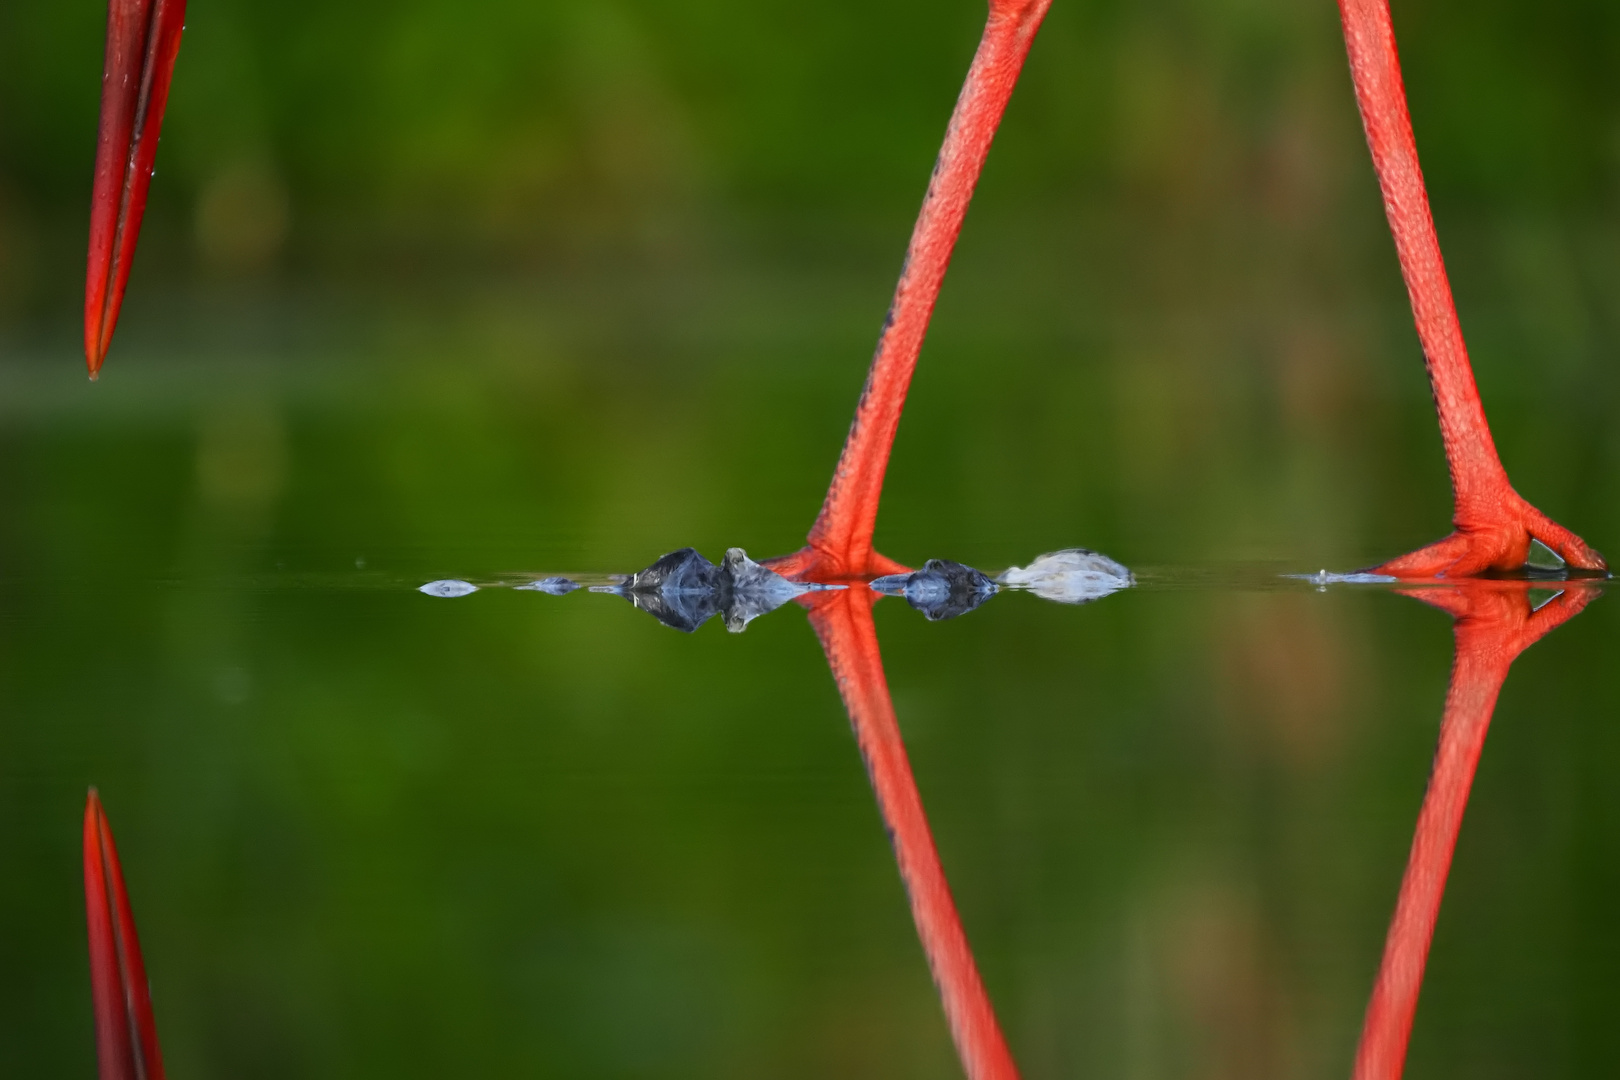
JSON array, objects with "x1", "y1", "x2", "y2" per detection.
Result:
[
  {"x1": 1292, "y1": 570, "x2": 1397, "y2": 587},
  {"x1": 420, "y1": 579, "x2": 478, "y2": 598},
  {"x1": 516, "y1": 576, "x2": 580, "y2": 595},
  {"x1": 870, "y1": 559, "x2": 999, "y2": 620}
]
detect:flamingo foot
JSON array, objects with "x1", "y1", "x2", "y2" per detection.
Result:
[
  {"x1": 762, "y1": 544, "x2": 911, "y2": 583},
  {"x1": 1372, "y1": 493, "x2": 1607, "y2": 578}
]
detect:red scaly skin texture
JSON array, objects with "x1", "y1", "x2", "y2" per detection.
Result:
[
  {"x1": 804, "y1": 587, "x2": 1021, "y2": 1080},
  {"x1": 84, "y1": 789, "x2": 168, "y2": 1080},
  {"x1": 767, "y1": 0, "x2": 1052, "y2": 583},
  {"x1": 85, "y1": 0, "x2": 188, "y2": 378},
  {"x1": 1351, "y1": 582, "x2": 1596, "y2": 1080},
  {"x1": 1336, "y1": 0, "x2": 1604, "y2": 578}
]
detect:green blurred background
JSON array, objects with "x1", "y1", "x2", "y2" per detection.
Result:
[{"x1": 1, "y1": 0, "x2": 1619, "y2": 1076}]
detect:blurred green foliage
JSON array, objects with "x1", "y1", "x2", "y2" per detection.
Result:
[{"x1": 1, "y1": 0, "x2": 1617, "y2": 286}]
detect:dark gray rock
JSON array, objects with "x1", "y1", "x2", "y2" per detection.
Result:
[{"x1": 621, "y1": 548, "x2": 726, "y2": 632}]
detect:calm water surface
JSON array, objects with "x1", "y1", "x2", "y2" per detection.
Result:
[{"x1": 1, "y1": 296, "x2": 1617, "y2": 1079}]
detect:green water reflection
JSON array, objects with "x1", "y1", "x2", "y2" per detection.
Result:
[{"x1": 0, "y1": 330, "x2": 1614, "y2": 1075}]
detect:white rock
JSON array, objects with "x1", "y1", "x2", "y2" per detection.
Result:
[{"x1": 996, "y1": 548, "x2": 1133, "y2": 605}]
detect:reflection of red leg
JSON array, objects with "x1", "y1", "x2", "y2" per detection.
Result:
[
  {"x1": 805, "y1": 589, "x2": 1020, "y2": 1080},
  {"x1": 84, "y1": 0, "x2": 188, "y2": 378},
  {"x1": 1352, "y1": 583, "x2": 1595, "y2": 1080},
  {"x1": 1336, "y1": 0, "x2": 1604, "y2": 578},
  {"x1": 84, "y1": 789, "x2": 168, "y2": 1080},
  {"x1": 768, "y1": 0, "x2": 1051, "y2": 583}
]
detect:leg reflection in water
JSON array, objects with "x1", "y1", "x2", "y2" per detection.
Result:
[
  {"x1": 803, "y1": 585, "x2": 1021, "y2": 1080},
  {"x1": 1353, "y1": 581, "x2": 1599, "y2": 1080}
]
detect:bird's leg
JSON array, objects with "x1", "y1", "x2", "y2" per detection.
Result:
[
  {"x1": 1336, "y1": 0, "x2": 1605, "y2": 578},
  {"x1": 84, "y1": 789, "x2": 168, "y2": 1080},
  {"x1": 767, "y1": 0, "x2": 1052, "y2": 583},
  {"x1": 1351, "y1": 581, "x2": 1595, "y2": 1080},
  {"x1": 84, "y1": 0, "x2": 188, "y2": 378},
  {"x1": 804, "y1": 587, "x2": 1021, "y2": 1080}
]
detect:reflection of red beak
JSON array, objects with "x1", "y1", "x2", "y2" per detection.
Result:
[
  {"x1": 1352, "y1": 582, "x2": 1597, "y2": 1080},
  {"x1": 83, "y1": 789, "x2": 167, "y2": 1080},
  {"x1": 84, "y1": 0, "x2": 188, "y2": 378},
  {"x1": 804, "y1": 588, "x2": 1021, "y2": 1080}
]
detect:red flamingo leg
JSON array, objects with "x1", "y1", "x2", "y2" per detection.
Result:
[
  {"x1": 1335, "y1": 0, "x2": 1604, "y2": 578},
  {"x1": 84, "y1": 0, "x2": 188, "y2": 378},
  {"x1": 1351, "y1": 582, "x2": 1595, "y2": 1080},
  {"x1": 84, "y1": 789, "x2": 168, "y2": 1080},
  {"x1": 768, "y1": 0, "x2": 1052, "y2": 582},
  {"x1": 805, "y1": 588, "x2": 1020, "y2": 1080}
]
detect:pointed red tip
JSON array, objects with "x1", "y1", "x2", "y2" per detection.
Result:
[
  {"x1": 84, "y1": 0, "x2": 188, "y2": 375},
  {"x1": 84, "y1": 789, "x2": 167, "y2": 1080}
]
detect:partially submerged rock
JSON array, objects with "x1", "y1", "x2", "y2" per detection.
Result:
[
  {"x1": 516, "y1": 576, "x2": 580, "y2": 595},
  {"x1": 996, "y1": 548, "x2": 1133, "y2": 604},
  {"x1": 871, "y1": 559, "x2": 999, "y2": 621},
  {"x1": 1292, "y1": 570, "x2": 1397, "y2": 587},
  {"x1": 419, "y1": 579, "x2": 478, "y2": 598},
  {"x1": 619, "y1": 548, "x2": 727, "y2": 632}
]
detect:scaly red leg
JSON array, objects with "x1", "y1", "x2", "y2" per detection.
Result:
[
  {"x1": 84, "y1": 789, "x2": 168, "y2": 1080},
  {"x1": 1351, "y1": 581, "x2": 1595, "y2": 1079},
  {"x1": 805, "y1": 588, "x2": 1020, "y2": 1080},
  {"x1": 1336, "y1": 0, "x2": 1604, "y2": 578},
  {"x1": 84, "y1": 0, "x2": 188, "y2": 378},
  {"x1": 767, "y1": 0, "x2": 1051, "y2": 582}
]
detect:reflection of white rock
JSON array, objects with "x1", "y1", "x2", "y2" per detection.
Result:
[
  {"x1": 997, "y1": 549, "x2": 1133, "y2": 605},
  {"x1": 419, "y1": 579, "x2": 478, "y2": 598}
]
